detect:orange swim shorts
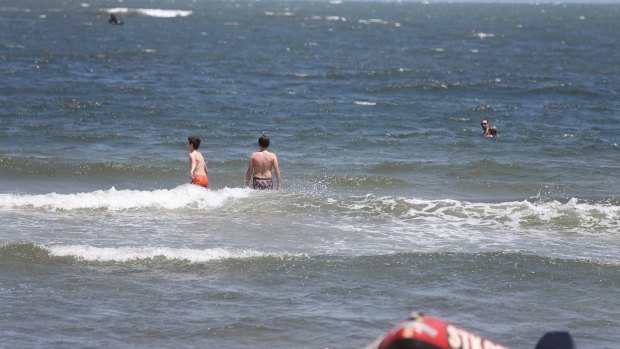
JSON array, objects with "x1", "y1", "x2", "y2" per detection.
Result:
[{"x1": 191, "y1": 175, "x2": 209, "y2": 188}]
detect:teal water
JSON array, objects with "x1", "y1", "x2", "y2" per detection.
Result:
[{"x1": 1, "y1": 1, "x2": 619, "y2": 348}]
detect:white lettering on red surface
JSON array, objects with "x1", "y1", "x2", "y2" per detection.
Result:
[{"x1": 446, "y1": 325, "x2": 509, "y2": 349}]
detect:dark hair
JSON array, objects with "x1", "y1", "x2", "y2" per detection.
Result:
[
  {"x1": 258, "y1": 134, "x2": 270, "y2": 148},
  {"x1": 188, "y1": 136, "x2": 201, "y2": 149}
]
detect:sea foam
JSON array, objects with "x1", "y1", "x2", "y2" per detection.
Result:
[
  {"x1": 103, "y1": 8, "x2": 193, "y2": 18},
  {"x1": 336, "y1": 195, "x2": 620, "y2": 234},
  {"x1": 45, "y1": 244, "x2": 293, "y2": 263},
  {"x1": 0, "y1": 185, "x2": 250, "y2": 211}
]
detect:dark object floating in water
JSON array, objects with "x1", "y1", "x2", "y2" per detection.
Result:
[{"x1": 108, "y1": 14, "x2": 123, "y2": 25}]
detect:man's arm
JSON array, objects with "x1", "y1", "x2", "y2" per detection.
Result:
[
  {"x1": 272, "y1": 155, "x2": 281, "y2": 190},
  {"x1": 189, "y1": 154, "x2": 197, "y2": 178},
  {"x1": 245, "y1": 156, "x2": 254, "y2": 187}
]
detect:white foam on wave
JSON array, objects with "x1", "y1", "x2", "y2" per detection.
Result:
[
  {"x1": 0, "y1": 185, "x2": 250, "y2": 211},
  {"x1": 326, "y1": 195, "x2": 620, "y2": 261},
  {"x1": 473, "y1": 32, "x2": 494, "y2": 39},
  {"x1": 354, "y1": 101, "x2": 376, "y2": 106},
  {"x1": 46, "y1": 244, "x2": 294, "y2": 263},
  {"x1": 337, "y1": 194, "x2": 620, "y2": 234},
  {"x1": 358, "y1": 19, "x2": 389, "y2": 25},
  {"x1": 104, "y1": 8, "x2": 192, "y2": 18},
  {"x1": 326, "y1": 16, "x2": 345, "y2": 22},
  {"x1": 264, "y1": 11, "x2": 294, "y2": 17},
  {"x1": 400, "y1": 197, "x2": 620, "y2": 232}
]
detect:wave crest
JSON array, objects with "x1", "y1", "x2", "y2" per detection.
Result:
[
  {"x1": 2, "y1": 186, "x2": 618, "y2": 232},
  {"x1": 0, "y1": 243, "x2": 301, "y2": 265},
  {"x1": 103, "y1": 8, "x2": 192, "y2": 18},
  {"x1": 0, "y1": 186, "x2": 249, "y2": 211},
  {"x1": 47, "y1": 245, "x2": 293, "y2": 263},
  {"x1": 281, "y1": 194, "x2": 620, "y2": 233}
]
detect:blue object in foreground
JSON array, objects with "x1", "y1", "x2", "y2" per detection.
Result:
[{"x1": 535, "y1": 332, "x2": 576, "y2": 349}]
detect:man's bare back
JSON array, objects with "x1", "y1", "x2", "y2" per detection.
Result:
[{"x1": 245, "y1": 135, "x2": 281, "y2": 190}]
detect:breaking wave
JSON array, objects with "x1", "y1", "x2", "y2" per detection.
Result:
[
  {"x1": 0, "y1": 185, "x2": 249, "y2": 211},
  {"x1": 1, "y1": 186, "x2": 618, "y2": 234},
  {"x1": 0, "y1": 242, "x2": 302, "y2": 265},
  {"x1": 103, "y1": 8, "x2": 193, "y2": 18}
]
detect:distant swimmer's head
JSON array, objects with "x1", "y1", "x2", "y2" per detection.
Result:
[
  {"x1": 108, "y1": 13, "x2": 119, "y2": 24},
  {"x1": 188, "y1": 136, "x2": 201, "y2": 150},
  {"x1": 258, "y1": 134, "x2": 270, "y2": 148}
]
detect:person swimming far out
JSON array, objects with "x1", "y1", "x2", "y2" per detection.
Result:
[
  {"x1": 108, "y1": 13, "x2": 123, "y2": 25},
  {"x1": 481, "y1": 118, "x2": 499, "y2": 138},
  {"x1": 188, "y1": 136, "x2": 209, "y2": 188},
  {"x1": 245, "y1": 134, "x2": 281, "y2": 190}
]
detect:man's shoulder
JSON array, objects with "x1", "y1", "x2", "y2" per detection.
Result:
[{"x1": 191, "y1": 150, "x2": 204, "y2": 159}]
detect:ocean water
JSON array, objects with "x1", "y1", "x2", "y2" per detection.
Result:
[{"x1": 1, "y1": 1, "x2": 619, "y2": 348}]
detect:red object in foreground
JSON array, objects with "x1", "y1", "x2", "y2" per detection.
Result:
[
  {"x1": 374, "y1": 313, "x2": 509, "y2": 349},
  {"x1": 366, "y1": 312, "x2": 575, "y2": 349}
]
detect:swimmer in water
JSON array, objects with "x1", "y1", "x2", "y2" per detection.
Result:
[
  {"x1": 108, "y1": 13, "x2": 123, "y2": 25},
  {"x1": 481, "y1": 118, "x2": 499, "y2": 138},
  {"x1": 188, "y1": 136, "x2": 209, "y2": 188}
]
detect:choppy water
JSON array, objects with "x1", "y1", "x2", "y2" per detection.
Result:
[{"x1": 1, "y1": 1, "x2": 619, "y2": 348}]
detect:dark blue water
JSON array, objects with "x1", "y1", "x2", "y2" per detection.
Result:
[{"x1": 1, "y1": 1, "x2": 619, "y2": 348}]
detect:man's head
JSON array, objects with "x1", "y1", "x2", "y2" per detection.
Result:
[
  {"x1": 258, "y1": 134, "x2": 270, "y2": 148},
  {"x1": 188, "y1": 136, "x2": 201, "y2": 150},
  {"x1": 481, "y1": 119, "x2": 489, "y2": 130}
]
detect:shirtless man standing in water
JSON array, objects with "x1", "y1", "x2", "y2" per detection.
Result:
[
  {"x1": 188, "y1": 136, "x2": 209, "y2": 188},
  {"x1": 245, "y1": 134, "x2": 281, "y2": 190}
]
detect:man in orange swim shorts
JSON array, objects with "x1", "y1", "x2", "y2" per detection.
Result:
[{"x1": 188, "y1": 136, "x2": 209, "y2": 188}]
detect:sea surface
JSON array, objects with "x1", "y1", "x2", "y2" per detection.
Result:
[{"x1": 1, "y1": 1, "x2": 619, "y2": 348}]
